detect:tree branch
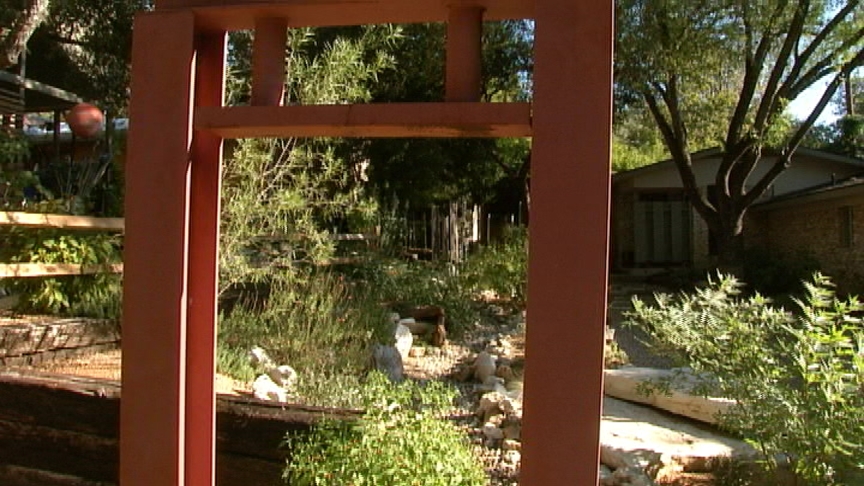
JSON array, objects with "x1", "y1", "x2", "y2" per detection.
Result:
[
  {"x1": 741, "y1": 50, "x2": 864, "y2": 208},
  {"x1": 789, "y1": 0, "x2": 860, "y2": 79},
  {"x1": 788, "y1": 48, "x2": 864, "y2": 154},
  {"x1": 753, "y1": 1, "x2": 809, "y2": 133},
  {"x1": 0, "y1": 0, "x2": 51, "y2": 69},
  {"x1": 726, "y1": 0, "x2": 789, "y2": 147},
  {"x1": 786, "y1": 25, "x2": 864, "y2": 99},
  {"x1": 643, "y1": 89, "x2": 716, "y2": 224}
]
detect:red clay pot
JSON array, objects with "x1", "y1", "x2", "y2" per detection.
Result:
[{"x1": 66, "y1": 103, "x2": 104, "y2": 138}]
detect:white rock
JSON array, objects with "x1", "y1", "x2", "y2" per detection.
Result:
[
  {"x1": 481, "y1": 424, "x2": 505, "y2": 440},
  {"x1": 389, "y1": 313, "x2": 401, "y2": 323},
  {"x1": 502, "y1": 419, "x2": 521, "y2": 440},
  {"x1": 599, "y1": 465, "x2": 615, "y2": 486},
  {"x1": 476, "y1": 375, "x2": 508, "y2": 394},
  {"x1": 474, "y1": 351, "x2": 497, "y2": 382},
  {"x1": 600, "y1": 445, "x2": 633, "y2": 470},
  {"x1": 372, "y1": 344, "x2": 404, "y2": 382},
  {"x1": 394, "y1": 323, "x2": 413, "y2": 360},
  {"x1": 267, "y1": 364, "x2": 298, "y2": 389},
  {"x1": 502, "y1": 449, "x2": 521, "y2": 465},
  {"x1": 613, "y1": 467, "x2": 656, "y2": 486},
  {"x1": 249, "y1": 346, "x2": 275, "y2": 370},
  {"x1": 478, "y1": 392, "x2": 505, "y2": 416},
  {"x1": 502, "y1": 439, "x2": 521, "y2": 451},
  {"x1": 252, "y1": 374, "x2": 288, "y2": 403}
]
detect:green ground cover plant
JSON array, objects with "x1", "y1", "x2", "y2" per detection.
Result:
[
  {"x1": 626, "y1": 274, "x2": 864, "y2": 485},
  {"x1": 284, "y1": 371, "x2": 486, "y2": 486},
  {"x1": 217, "y1": 270, "x2": 392, "y2": 383},
  {"x1": 0, "y1": 226, "x2": 122, "y2": 318},
  {"x1": 461, "y1": 225, "x2": 527, "y2": 310}
]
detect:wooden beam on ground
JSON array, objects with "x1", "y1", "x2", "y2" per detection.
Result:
[
  {"x1": 0, "y1": 263, "x2": 123, "y2": 278},
  {"x1": 194, "y1": 102, "x2": 533, "y2": 139},
  {"x1": 0, "y1": 370, "x2": 359, "y2": 486},
  {"x1": 0, "y1": 212, "x2": 124, "y2": 231}
]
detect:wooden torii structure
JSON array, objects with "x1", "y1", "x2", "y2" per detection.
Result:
[{"x1": 121, "y1": 0, "x2": 613, "y2": 485}]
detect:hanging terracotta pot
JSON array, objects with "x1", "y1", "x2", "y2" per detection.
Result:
[{"x1": 66, "y1": 103, "x2": 104, "y2": 138}]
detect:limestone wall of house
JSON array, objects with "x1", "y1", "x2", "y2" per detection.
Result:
[{"x1": 746, "y1": 192, "x2": 864, "y2": 294}]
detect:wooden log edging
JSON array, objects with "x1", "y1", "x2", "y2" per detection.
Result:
[
  {"x1": 0, "y1": 371, "x2": 360, "y2": 486},
  {"x1": 0, "y1": 319, "x2": 120, "y2": 365}
]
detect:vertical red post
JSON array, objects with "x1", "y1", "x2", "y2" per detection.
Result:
[
  {"x1": 521, "y1": 1, "x2": 614, "y2": 485},
  {"x1": 251, "y1": 18, "x2": 287, "y2": 106},
  {"x1": 185, "y1": 31, "x2": 227, "y2": 486},
  {"x1": 121, "y1": 10, "x2": 196, "y2": 486},
  {"x1": 445, "y1": 6, "x2": 484, "y2": 102}
]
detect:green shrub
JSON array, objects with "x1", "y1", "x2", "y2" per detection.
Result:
[
  {"x1": 284, "y1": 371, "x2": 486, "y2": 486},
  {"x1": 461, "y1": 225, "x2": 527, "y2": 309},
  {"x1": 1, "y1": 227, "x2": 122, "y2": 318},
  {"x1": 357, "y1": 258, "x2": 481, "y2": 338},
  {"x1": 218, "y1": 270, "x2": 392, "y2": 382},
  {"x1": 626, "y1": 273, "x2": 864, "y2": 484},
  {"x1": 742, "y1": 246, "x2": 820, "y2": 296}
]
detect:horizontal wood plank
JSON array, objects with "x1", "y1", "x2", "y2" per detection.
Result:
[
  {"x1": 0, "y1": 464, "x2": 112, "y2": 486},
  {"x1": 0, "y1": 371, "x2": 360, "y2": 485},
  {"x1": 195, "y1": 102, "x2": 532, "y2": 139},
  {"x1": 155, "y1": 0, "x2": 534, "y2": 30},
  {"x1": 0, "y1": 320, "x2": 120, "y2": 359},
  {"x1": 0, "y1": 263, "x2": 124, "y2": 278},
  {"x1": 0, "y1": 212, "x2": 124, "y2": 231}
]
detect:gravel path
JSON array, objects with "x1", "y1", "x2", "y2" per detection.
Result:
[{"x1": 607, "y1": 281, "x2": 675, "y2": 369}]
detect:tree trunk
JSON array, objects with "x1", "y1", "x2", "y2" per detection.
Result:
[
  {"x1": 713, "y1": 210, "x2": 746, "y2": 275},
  {"x1": 0, "y1": 0, "x2": 51, "y2": 69}
]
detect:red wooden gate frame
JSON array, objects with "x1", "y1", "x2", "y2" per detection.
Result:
[{"x1": 121, "y1": 1, "x2": 613, "y2": 484}]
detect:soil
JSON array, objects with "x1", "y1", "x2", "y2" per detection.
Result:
[{"x1": 18, "y1": 349, "x2": 250, "y2": 396}]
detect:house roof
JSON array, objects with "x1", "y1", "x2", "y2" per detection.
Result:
[
  {"x1": 753, "y1": 174, "x2": 864, "y2": 210},
  {"x1": 612, "y1": 146, "x2": 864, "y2": 184},
  {"x1": 0, "y1": 70, "x2": 83, "y2": 114}
]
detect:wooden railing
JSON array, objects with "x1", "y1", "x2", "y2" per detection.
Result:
[{"x1": 0, "y1": 211, "x2": 125, "y2": 278}]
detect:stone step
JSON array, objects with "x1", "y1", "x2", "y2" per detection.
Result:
[{"x1": 601, "y1": 396, "x2": 758, "y2": 480}]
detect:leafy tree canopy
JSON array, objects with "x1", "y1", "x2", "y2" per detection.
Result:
[
  {"x1": 365, "y1": 21, "x2": 533, "y2": 209},
  {"x1": 616, "y1": 0, "x2": 864, "y2": 265},
  {"x1": 1, "y1": 0, "x2": 149, "y2": 110}
]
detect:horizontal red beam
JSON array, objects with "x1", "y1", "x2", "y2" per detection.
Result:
[
  {"x1": 194, "y1": 102, "x2": 532, "y2": 138},
  {"x1": 156, "y1": 0, "x2": 534, "y2": 30}
]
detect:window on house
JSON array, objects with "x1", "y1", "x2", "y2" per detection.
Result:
[{"x1": 840, "y1": 206, "x2": 854, "y2": 248}]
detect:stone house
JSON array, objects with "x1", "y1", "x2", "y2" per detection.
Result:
[
  {"x1": 747, "y1": 176, "x2": 864, "y2": 292},
  {"x1": 612, "y1": 148, "x2": 864, "y2": 288}
]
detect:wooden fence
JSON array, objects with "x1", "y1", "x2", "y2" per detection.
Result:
[
  {"x1": 0, "y1": 211, "x2": 125, "y2": 279},
  {"x1": 0, "y1": 212, "x2": 383, "y2": 278}
]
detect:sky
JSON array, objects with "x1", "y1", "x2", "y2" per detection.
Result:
[{"x1": 786, "y1": 77, "x2": 839, "y2": 126}]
